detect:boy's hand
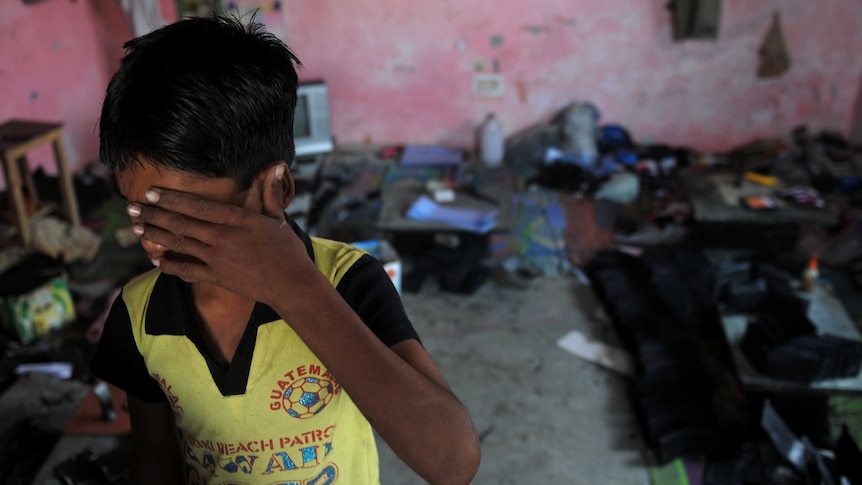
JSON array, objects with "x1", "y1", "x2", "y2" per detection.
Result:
[{"x1": 129, "y1": 164, "x2": 317, "y2": 306}]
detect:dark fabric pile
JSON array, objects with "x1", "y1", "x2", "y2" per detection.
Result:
[{"x1": 587, "y1": 249, "x2": 747, "y2": 463}]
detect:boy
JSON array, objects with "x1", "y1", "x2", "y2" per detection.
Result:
[{"x1": 91, "y1": 16, "x2": 480, "y2": 485}]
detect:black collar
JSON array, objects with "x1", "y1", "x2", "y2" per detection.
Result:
[
  {"x1": 144, "y1": 217, "x2": 314, "y2": 336},
  {"x1": 141, "y1": 217, "x2": 314, "y2": 396}
]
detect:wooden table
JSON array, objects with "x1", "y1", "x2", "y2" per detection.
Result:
[
  {"x1": 0, "y1": 120, "x2": 81, "y2": 247},
  {"x1": 377, "y1": 179, "x2": 514, "y2": 233},
  {"x1": 679, "y1": 171, "x2": 839, "y2": 226},
  {"x1": 377, "y1": 160, "x2": 517, "y2": 235}
]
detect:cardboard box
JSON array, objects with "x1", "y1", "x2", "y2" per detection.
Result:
[
  {"x1": 351, "y1": 239, "x2": 402, "y2": 295},
  {"x1": 0, "y1": 276, "x2": 75, "y2": 344}
]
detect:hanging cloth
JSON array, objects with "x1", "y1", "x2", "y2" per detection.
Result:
[{"x1": 758, "y1": 13, "x2": 792, "y2": 79}]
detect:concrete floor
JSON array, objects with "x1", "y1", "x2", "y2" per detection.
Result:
[
  {"x1": 10, "y1": 274, "x2": 651, "y2": 484},
  {"x1": 376, "y1": 276, "x2": 650, "y2": 485}
]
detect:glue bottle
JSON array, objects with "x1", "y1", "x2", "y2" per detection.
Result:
[
  {"x1": 480, "y1": 113, "x2": 504, "y2": 168},
  {"x1": 801, "y1": 253, "x2": 819, "y2": 292}
]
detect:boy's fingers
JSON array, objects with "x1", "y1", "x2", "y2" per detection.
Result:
[
  {"x1": 135, "y1": 223, "x2": 209, "y2": 259},
  {"x1": 153, "y1": 258, "x2": 208, "y2": 285},
  {"x1": 262, "y1": 164, "x2": 286, "y2": 220},
  {"x1": 131, "y1": 203, "x2": 218, "y2": 242},
  {"x1": 143, "y1": 188, "x2": 240, "y2": 225}
]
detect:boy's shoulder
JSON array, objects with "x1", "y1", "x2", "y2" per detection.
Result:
[
  {"x1": 122, "y1": 268, "x2": 162, "y2": 303},
  {"x1": 309, "y1": 236, "x2": 367, "y2": 264},
  {"x1": 309, "y1": 237, "x2": 373, "y2": 286},
  {"x1": 309, "y1": 236, "x2": 361, "y2": 254},
  {"x1": 114, "y1": 269, "x2": 163, "y2": 341}
]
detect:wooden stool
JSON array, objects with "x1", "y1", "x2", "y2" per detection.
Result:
[{"x1": 0, "y1": 120, "x2": 81, "y2": 247}]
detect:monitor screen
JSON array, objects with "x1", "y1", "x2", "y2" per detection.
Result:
[
  {"x1": 293, "y1": 81, "x2": 333, "y2": 158},
  {"x1": 294, "y1": 94, "x2": 311, "y2": 138}
]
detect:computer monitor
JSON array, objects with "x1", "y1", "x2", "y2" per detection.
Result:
[{"x1": 294, "y1": 81, "x2": 334, "y2": 159}]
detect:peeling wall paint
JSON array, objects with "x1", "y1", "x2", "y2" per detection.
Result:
[
  {"x1": 0, "y1": 0, "x2": 176, "y2": 177},
  {"x1": 2, "y1": 0, "x2": 860, "y2": 176},
  {"x1": 286, "y1": 0, "x2": 862, "y2": 151},
  {"x1": 852, "y1": 77, "x2": 862, "y2": 144}
]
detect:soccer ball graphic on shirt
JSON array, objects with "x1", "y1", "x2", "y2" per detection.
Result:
[{"x1": 283, "y1": 377, "x2": 335, "y2": 419}]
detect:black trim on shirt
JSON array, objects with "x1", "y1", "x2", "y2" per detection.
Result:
[
  {"x1": 181, "y1": 299, "x2": 263, "y2": 396},
  {"x1": 291, "y1": 217, "x2": 317, "y2": 264},
  {"x1": 143, "y1": 217, "x2": 312, "y2": 339},
  {"x1": 335, "y1": 254, "x2": 419, "y2": 347},
  {"x1": 136, "y1": 218, "x2": 316, "y2": 396},
  {"x1": 143, "y1": 274, "x2": 279, "y2": 396},
  {"x1": 144, "y1": 274, "x2": 189, "y2": 336},
  {"x1": 91, "y1": 295, "x2": 167, "y2": 403}
]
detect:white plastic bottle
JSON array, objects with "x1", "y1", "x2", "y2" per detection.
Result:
[{"x1": 480, "y1": 113, "x2": 504, "y2": 168}]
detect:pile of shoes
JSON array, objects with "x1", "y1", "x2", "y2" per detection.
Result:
[
  {"x1": 715, "y1": 257, "x2": 862, "y2": 383},
  {"x1": 743, "y1": 326, "x2": 862, "y2": 383},
  {"x1": 54, "y1": 444, "x2": 132, "y2": 485},
  {"x1": 588, "y1": 250, "x2": 741, "y2": 464}
]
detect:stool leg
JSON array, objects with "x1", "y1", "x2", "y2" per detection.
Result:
[
  {"x1": 51, "y1": 136, "x2": 80, "y2": 227},
  {"x1": 17, "y1": 155, "x2": 39, "y2": 205},
  {"x1": 3, "y1": 155, "x2": 31, "y2": 247}
]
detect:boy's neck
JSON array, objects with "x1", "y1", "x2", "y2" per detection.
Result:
[
  {"x1": 190, "y1": 282, "x2": 255, "y2": 307},
  {"x1": 187, "y1": 281, "x2": 257, "y2": 366}
]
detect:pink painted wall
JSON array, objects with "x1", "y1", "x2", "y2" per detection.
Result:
[
  {"x1": 286, "y1": 0, "x2": 862, "y2": 152},
  {"x1": 0, "y1": 0, "x2": 176, "y2": 178},
  {"x1": 1, "y1": 0, "x2": 860, "y2": 181},
  {"x1": 852, "y1": 76, "x2": 862, "y2": 144}
]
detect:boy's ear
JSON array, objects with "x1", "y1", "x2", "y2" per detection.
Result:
[
  {"x1": 275, "y1": 162, "x2": 296, "y2": 210},
  {"x1": 253, "y1": 161, "x2": 295, "y2": 217}
]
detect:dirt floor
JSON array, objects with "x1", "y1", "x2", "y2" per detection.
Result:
[{"x1": 375, "y1": 276, "x2": 649, "y2": 485}]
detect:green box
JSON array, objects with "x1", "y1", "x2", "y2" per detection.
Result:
[{"x1": 0, "y1": 277, "x2": 76, "y2": 344}]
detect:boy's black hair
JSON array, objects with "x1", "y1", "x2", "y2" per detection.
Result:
[{"x1": 99, "y1": 15, "x2": 301, "y2": 189}]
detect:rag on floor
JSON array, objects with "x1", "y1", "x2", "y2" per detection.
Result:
[{"x1": 31, "y1": 216, "x2": 101, "y2": 263}]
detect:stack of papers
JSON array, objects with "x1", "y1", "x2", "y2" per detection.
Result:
[
  {"x1": 400, "y1": 145, "x2": 463, "y2": 166},
  {"x1": 406, "y1": 196, "x2": 497, "y2": 233}
]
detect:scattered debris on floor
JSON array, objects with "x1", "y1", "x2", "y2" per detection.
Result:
[
  {"x1": 1, "y1": 98, "x2": 861, "y2": 484},
  {"x1": 31, "y1": 215, "x2": 101, "y2": 263},
  {"x1": 556, "y1": 329, "x2": 635, "y2": 377}
]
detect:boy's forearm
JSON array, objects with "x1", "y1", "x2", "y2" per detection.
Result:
[
  {"x1": 271, "y1": 270, "x2": 480, "y2": 484},
  {"x1": 132, "y1": 447, "x2": 184, "y2": 485},
  {"x1": 128, "y1": 396, "x2": 185, "y2": 485}
]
